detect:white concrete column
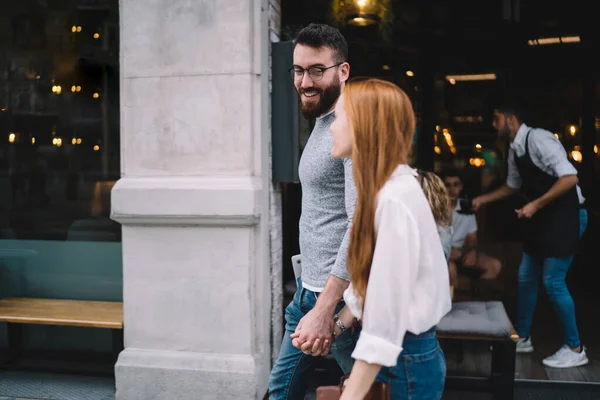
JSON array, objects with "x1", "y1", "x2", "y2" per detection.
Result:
[
  {"x1": 267, "y1": 0, "x2": 284, "y2": 366},
  {"x1": 111, "y1": 1, "x2": 274, "y2": 399}
]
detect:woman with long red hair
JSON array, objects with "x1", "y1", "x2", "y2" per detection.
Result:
[{"x1": 298, "y1": 78, "x2": 451, "y2": 399}]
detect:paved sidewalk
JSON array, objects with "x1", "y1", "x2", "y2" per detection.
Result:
[{"x1": 0, "y1": 371, "x2": 115, "y2": 400}]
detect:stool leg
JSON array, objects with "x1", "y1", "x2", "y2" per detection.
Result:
[
  {"x1": 112, "y1": 329, "x2": 124, "y2": 363},
  {"x1": 491, "y1": 340, "x2": 516, "y2": 400}
]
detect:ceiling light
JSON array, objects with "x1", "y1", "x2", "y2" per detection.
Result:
[
  {"x1": 528, "y1": 36, "x2": 580, "y2": 46},
  {"x1": 446, "y1": 74, "x2": 496, "y2": 82}
]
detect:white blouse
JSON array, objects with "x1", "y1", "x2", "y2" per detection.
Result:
[{"x1": 343, "y1": 165, "x2": 452, "y2": 367}]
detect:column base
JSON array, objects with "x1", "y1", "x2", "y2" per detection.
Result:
[{"x1": 115, "y1": 348, "x2": 269, "y2": 400}]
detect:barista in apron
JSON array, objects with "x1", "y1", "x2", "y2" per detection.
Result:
[{"x1": 473, "y1": 100, "x2": 588, "y2": 369}]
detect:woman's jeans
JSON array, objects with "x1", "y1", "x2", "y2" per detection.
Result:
[
  {"x1": 379, "y1": 327, "x2": 446, "y2": 400},
  {"x1": 269, "y1": 278, "x2": 446, "y2": 399},
  {"x1": 516, "y1": 208, "x2": 587, "y2": 348}
]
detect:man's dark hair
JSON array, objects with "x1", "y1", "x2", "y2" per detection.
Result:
[
  {"x1": 493, "y1": 96, "x2": 527, "y2": 123},
  {"x1": 440, "y1": 168, "x2": 462, "y2": 182},
  {"x1": 294, "y1": 23, "x2": 348, "y2": 64}
]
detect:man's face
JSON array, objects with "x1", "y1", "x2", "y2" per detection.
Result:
[
  {"x1": 444, "y1": 176, "x2": 463, "y2": 201},
  {"x1": 292, "y1": 44, "x2": 347, "y2": 120},
  {"x1": 492, "y1": 109, "x2": 512, "y2": 138}
]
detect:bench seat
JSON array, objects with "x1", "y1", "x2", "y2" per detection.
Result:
[
  {"x1": 438, "y1": 301, "x2": 518, "y2": 341},
  {"x1": 0, "y1": 297, "x2": 124, "y2": 373},
  {"x1": 0, "y1": 298, "x2": 123, "y2": 329},
  {"x1": 437, "y1": 301, "x2": 518, "y2": 400}
]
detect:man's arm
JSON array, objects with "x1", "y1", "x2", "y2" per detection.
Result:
[
  {"x1": 461, "y1": 232, "x2": 478, "y2": 267},
  {"x1": 535, "y1": 175, "x2": 578, "y2": 209},
  {"x1": 516, "y1": 131, "x2": 579, "y2": 218},
  {"x1": 516, "y1": 175, "x2": 577, "y2": 218},
  {"x1": 464, "y1": 232, "x2": 477, "y2": 248},
  {"x1": 293, "y1": 159, "x2": 355, "y2": 354},
  {"x1": 472, "y1": 184, "x2": 518, "y2": 211},
  {"x1": 473, "y1": 149, "x2": 520, "y2": 211},
  {"x1": 449, "y1": 232, "x2": 477, "y2": 263},
  {"x1": 449, "y1": 248, "x2": 463, "y2": 262},
  {"x1": 315, "y1": 157, "x2": 356, "y2": 309}
]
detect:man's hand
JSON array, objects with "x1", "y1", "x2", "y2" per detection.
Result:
[
  {"x1": 462, "y1": 249, "x2": 477, "y2": 267},
  {"x1": 290, "y1": 329, "x2": 331, "y2": 357},
  {"x1": 471, "y1": 196, "x2": 485, "y2": 212},
  {"x1": 516, "y1": 201, "x2": 539, "y2": 219},
  {"x1": 291, "y1": 307, "x2": 334, "y2": 356}
]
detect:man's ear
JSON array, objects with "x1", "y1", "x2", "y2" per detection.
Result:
[{"x1": 339, "y1": 62, "x2": 350, "y2": 83}]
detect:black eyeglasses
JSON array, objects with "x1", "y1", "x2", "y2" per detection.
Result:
[{"x1": 289, "y1": 63, "x2": 343, "y2": 82}]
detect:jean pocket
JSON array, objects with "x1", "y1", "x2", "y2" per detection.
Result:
[{"x1": 404, "y1": 346, "x2": 445, "y2": 400}]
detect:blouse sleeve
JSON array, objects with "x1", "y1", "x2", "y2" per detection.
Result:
[
  {"x1": 343, "y1": 283, "x2": 363, "y2": 320},
  {"x1": 351, "y1": 199, "x2": 420, "y2": 367}
]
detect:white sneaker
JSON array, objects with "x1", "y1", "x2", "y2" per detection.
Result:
[
  {"x1": 516, "y1": 337, "x2": 534, "y2": 353},
  {"x1": 542, "y1": 345, "x2": 571, "y2": 363},
  {"x1": 543, "y1": 346, "x2": 589, "y2": 368}
]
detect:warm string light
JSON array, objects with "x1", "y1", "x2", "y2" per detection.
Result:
[
  {"x1": 442, "y1": 128, "x2": 457, "y2": 154},
  {"x1": 469, "y1": 157, "x2": 486, "y2": 167}
]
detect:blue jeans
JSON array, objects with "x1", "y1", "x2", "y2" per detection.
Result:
[
  {"x1": 379, "y1": 327, "x2": 446, "y2": 400},
  {"x1": 516, "y1": 208, "x2": 587, "y2": 348},
  {"x1": 268, "y1": 279, "x2": 359, "y2": 400}
]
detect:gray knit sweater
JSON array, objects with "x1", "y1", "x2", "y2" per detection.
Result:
[{"x1": 298, "y1": 111, "x2": 356, "y2": 291}]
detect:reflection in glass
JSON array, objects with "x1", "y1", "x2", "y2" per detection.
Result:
[
  {"x1": 0, "y1": 0, "x2": 120, "y2": 242},
  {"x1": 0, "y1": 0, "x2": 121, "y2": 358}
]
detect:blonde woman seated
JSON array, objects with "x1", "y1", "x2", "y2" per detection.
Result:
[
  {"x1": 416, "y1": 169, "x2": 453, "y2": 262},
  {"x1": 292, "y1": 78, "x2": 451, "y2": 399}
]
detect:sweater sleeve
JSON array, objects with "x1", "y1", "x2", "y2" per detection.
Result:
[{"x1": 330, "y1": 158, "x2": 356, "y2": 281}]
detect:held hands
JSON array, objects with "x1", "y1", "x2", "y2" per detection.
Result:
[
  {"x1": 290, "y1": 308, "x2": 334, "y2": 356},
  {"x1": 515, "y1": 201, "x2": 539, "y2": 219}
]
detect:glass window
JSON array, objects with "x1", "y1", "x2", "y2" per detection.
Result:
[{"x1": 0, "y1": 0, "x2": 120, "y2": 357}]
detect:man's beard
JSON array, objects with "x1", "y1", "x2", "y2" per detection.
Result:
[
  {"x1": 298, "y1": 77, "x2": 341, "y2": 120},
  {"x1": 500, "y1": 122, "x2": 511, "y2": 138}
]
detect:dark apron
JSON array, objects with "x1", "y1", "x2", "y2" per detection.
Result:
[{"x1": 514, "y1": 130, "x2": 579, "y2": 258}]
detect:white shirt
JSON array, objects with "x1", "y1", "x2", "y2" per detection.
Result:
[
  {"x1": 450, "y1": 203, "x2": 477, "y2": 249},
  {"x1": 438, "y1": 225, "x2": 452, "y2": 261},
  {"x1": 507, "y1": 123, "x2": 585, "y2": 204},
  {"x1": 343, "y1": 165, "x2": 452, "y2": 367}
]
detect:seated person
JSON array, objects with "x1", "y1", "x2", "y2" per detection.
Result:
[
  {"x1": 416, "y1": 169, "x2": 452, "y2": 261},
  {"x1": 441, "y1": 169, "x2": 502, "y2": 288},
  {"x1": 416, "y1": 169, "x2": 454, "y2": 298}
]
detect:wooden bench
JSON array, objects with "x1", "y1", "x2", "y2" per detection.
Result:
[
  {"x1": 438, "y1": 302, "x2": 519, "y2": 400},
  {"x1": 0, "y1": 298, "x2": 123, "y2": 367}
]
